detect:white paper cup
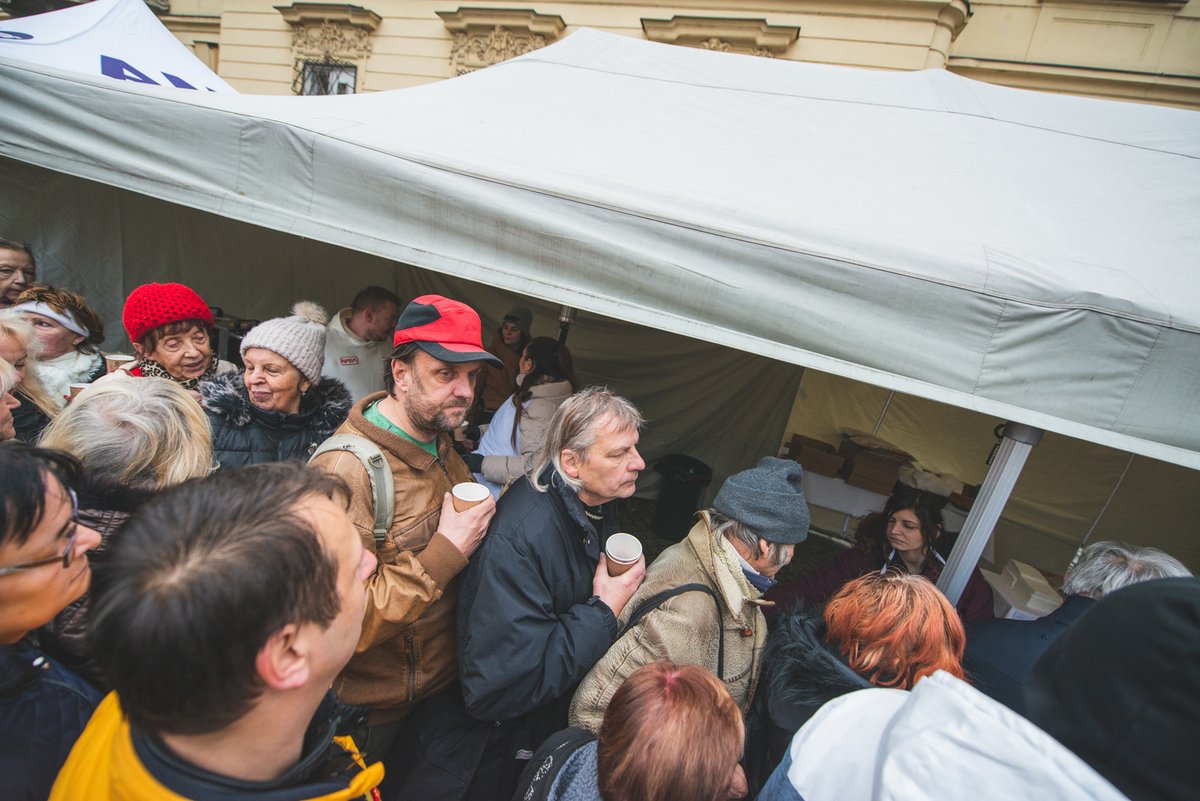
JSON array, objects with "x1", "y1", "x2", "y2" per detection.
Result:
[
  {"x1": 451, "y1": 482, "x2": 490, "y2": 513},
  {"x1": 605, "y1": 533, "x2": 642, "y2": 577},
  {"x1": 105, "y1": 354, "x2": 136, "y2": 373}
]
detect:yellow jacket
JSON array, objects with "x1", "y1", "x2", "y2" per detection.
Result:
[{"x1": 50, "y1": 693, "x2": 384, "y2": 800}]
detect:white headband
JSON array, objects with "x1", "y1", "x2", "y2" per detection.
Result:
[{"x1": 13, "y1": 301, "x2": 90, "y2": 338}]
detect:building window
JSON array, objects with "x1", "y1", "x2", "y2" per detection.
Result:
[{"x1": 301, "y1": 60, "x2": 356, "y2": 95}]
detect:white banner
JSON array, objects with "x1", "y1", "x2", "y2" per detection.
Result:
[{"x1": 0, "y1": 0, "x2": 234, "y2": 92}]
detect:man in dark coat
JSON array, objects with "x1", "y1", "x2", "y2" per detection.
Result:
[
  {"x1": 964, "y1": 541, "x2": 1189, "y2": 713},
  {"x1": 1024, "y1": 576, "x2": 1200, "y2": 801},
  {"x1": 455, "y1": 387, "x2": 648, "y2": 800}
]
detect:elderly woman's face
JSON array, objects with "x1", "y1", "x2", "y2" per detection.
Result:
[
  {"x1": 139, "y1": 325, "x2": 213, "y2": 381},
  {"x1": 24, "y1": 313, "x2": 83, "y2": 361},
  {"x1": 242, "y1": 348, "x2": 308, "y2": 415}
]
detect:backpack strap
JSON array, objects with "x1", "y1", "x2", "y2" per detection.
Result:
[
  {"x1": 310, "y1": 434, "x2": 395, "y2": 547},
  {"x1": 621, "y1": 582, "x2": 725, "y2": 680}
]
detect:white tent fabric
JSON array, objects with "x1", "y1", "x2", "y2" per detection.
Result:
[
  {"x1": 0, "y1": 0, "x2": 232, "y2": 92},
  {"x1": 1, "y1": 28, "x2": 1198, "y2": 476}
]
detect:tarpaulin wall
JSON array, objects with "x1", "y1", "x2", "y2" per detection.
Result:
[
  {"x1": 788, "y1": 370, "x2": 1200, "y2": 574},
  {"x1": 0, "y1": 157, "x2": 802, "y2": 502}
]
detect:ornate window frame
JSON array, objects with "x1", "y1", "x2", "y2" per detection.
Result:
[
  {"x1": 275, "y1": 3, "x2": 381, "y2": 93},
  {"x1": 436, "y1": 8, "x2": 567, "y2": 75}
]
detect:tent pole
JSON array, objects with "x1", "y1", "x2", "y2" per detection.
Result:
[
  {"x1": 870, "y1": 390, "x2": 894, "y2": 436},
  {"x1": 938, "y1": 422, "x2": 1043, "y2": 605},
  {"x1": 1066, "y1": 452, "x2": 1135, "y2": 573}
]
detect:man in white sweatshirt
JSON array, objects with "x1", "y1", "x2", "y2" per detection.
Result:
[{"x1": 323, "y1": 286, "x2": 401, "y2": 403}]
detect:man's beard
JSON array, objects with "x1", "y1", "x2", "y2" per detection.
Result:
[{"x1": 404, "y1": 371, "x2": 469, "y2": 436}]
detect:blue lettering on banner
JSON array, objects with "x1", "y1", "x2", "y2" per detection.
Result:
[
  {"x1": 0, "y1": 30, "x2": 35, "y2": 40},
  {"x1": 162, "y1": 72, "x2": 196, "y2": 89},
  {"x1": 100, "y1": 55, "x2": 158, "y2": 85}
]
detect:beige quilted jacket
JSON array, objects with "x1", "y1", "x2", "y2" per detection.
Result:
[{"x1": 569, "y1": 512, "x2": 769, "y2": 732}]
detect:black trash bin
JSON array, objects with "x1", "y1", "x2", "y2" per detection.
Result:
[{"x1": 652, "y1": 454, "x2": 713, "y2": 541}]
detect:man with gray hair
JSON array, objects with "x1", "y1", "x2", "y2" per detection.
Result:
[
  {"x1": 454, "y1": 386, "x2": 647, "y2": 798},
  {"x1": 569, "y1": 456, "x2": 811, "y2": 733},
  {"x1": 964, "y1": 540, "x2": 1190, "y2": 713}
]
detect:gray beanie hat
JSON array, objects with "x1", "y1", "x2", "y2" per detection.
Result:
[
  {"x1": 712, "y1": 456, "x2": 810, "y2": 545},
  {"x1": 241, "y1": 301, "x2": 328, "y2": 384}
]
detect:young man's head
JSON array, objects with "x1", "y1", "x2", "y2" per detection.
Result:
[
  {"x1": 87, "y1": 462, "x2": 376, "y2": 736},
  {"x1": 347, "y1": 285, "x2": 401, "y2": 343},
  {"x1": 384, "y1": 294, "x2": 501, "y2": 439},
  {"x1": 0, "y1": 442, "x2": 101, "y2": 643}
]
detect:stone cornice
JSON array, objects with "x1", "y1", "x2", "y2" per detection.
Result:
[
  {"x1": 436, "y1": 7, "x2": 567, "y2": 38},
  {"x1": 641, "y1": 16, "x2": 800, "y2": 55},
  {"x1": 274, "y1": 2, "x2": 381, "y2": 32}
]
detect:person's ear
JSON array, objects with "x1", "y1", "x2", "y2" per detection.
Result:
[
  {"x1": 255, "y1": 623, "x2": 311, "y2": 691},
  {"x1": 72, "y1": 335, "x2": 85, "y2": 347},
  {"x1": 757, "y1": 538, "x2": 772, "y2": 563},
  {"x1": 391, "y1": 359, "x2": 410, "y2": 392},
  {"x1": 560, "y1": 448, "x2": 581, "y2": 480},
  {"x1": 132, "y1": 341, "x2": 147, "y2": 358}
]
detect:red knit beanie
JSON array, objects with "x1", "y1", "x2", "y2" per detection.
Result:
[{"x1": 122, "y1": 283, "x2": 214, "y2": 343}]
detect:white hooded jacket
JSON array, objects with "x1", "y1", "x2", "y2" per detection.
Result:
[{"x1": 759, "y1": 671, "x2": 1128, "y2": 801}]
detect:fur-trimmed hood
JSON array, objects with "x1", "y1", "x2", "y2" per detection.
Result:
[
  {"x1": 200, "y1": 369, "x2": 351, "y2": 431},
  {"x1": 761, "y1": 605, "x2": 872, "y2": 731}
]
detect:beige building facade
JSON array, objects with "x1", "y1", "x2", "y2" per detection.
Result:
[{"x1": 158, "y1": 0, "x2": 1200, "y2": 108}]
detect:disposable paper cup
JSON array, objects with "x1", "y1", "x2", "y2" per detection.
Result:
[
  {"x1": 105, "y1": 354, "x2": 136, "y2": 373},
  {"x1": 451, "y1": 482, "x2": 490, "y2": 513},
  {"x1": 67, "y1": 383, "x2": 90, "y2": 400},
  {"x1": 605, "y1": 533, "x2": 642, "y2": 577}
]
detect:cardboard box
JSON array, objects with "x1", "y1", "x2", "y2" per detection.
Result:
[
  {"x1": 787, "y1": 434, "x2": 844, "y2": 477},
  {"x1": 838, "y1": 436, "x2": 909, "y2": 494}
]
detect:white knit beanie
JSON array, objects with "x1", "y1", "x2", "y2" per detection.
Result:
[{"x1": 240, "y1": 302, "x2": 328, "y2": 384}]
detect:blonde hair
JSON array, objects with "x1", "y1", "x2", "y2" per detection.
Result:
[
  {"x1": 0, "y1": 309, "x2": 59, "y2": 420},
  {"x1": 0, "y1": 357, "x2": 16, "y2": 395},
  {"x1": 40, "y1": 377, "x2": 213, "y2": 490}
]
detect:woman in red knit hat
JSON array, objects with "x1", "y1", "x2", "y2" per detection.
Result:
[{"x1": 119, "y1": 283, "x2": 235, "y2": 391}]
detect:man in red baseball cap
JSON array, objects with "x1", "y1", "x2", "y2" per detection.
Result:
[{"x1": 310, "y1": 294, "x2": 499, "y2": 765}]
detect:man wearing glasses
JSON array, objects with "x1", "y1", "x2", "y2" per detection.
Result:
[{"x1": 0, "y1": 442, "x2": 102, "y2": 801}]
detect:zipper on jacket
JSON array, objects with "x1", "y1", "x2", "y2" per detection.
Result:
[{"x1": 404, "y1": 634, "x2": 416, "y2": 701}]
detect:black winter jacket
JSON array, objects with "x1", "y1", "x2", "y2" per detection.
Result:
[
  {"x1": 39, "y1": 480, "x2": 157, "y2": 688},
  {"x1": 744, "y1": 606, "x2": 871, "y2": 794},
  {"x1": 457, "y1": 468, "x2": 621, "y2": 723},
  {"x1": 0, "y1": 641, "x2": 102, "y2": 801},
  {"x1": 200, "y1": 371, "x2": 351, "y2": 469}
]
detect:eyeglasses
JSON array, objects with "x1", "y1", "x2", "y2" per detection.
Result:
[{"x1": 0, "y1": 488, "x2": 81, "y2": 578}]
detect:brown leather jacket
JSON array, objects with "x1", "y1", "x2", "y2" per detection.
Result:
[{"x1": 310, "y1": 392, "x2": 472, "y2": 725}]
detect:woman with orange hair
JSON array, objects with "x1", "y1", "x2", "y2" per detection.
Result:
[
  {"x1": 744, "y1": 571, "x2": 965, "y2": 793},
  {"x1": 513, "y1": 662, "x2": 747, "y2": 801}
]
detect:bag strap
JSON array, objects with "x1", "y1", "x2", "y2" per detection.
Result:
[
  {"x1": 310, "y1": 434, "x2": 394, "y2": 547},
  {"x1": 621, "y1": 582, "x2": 725, "y2": 680}
]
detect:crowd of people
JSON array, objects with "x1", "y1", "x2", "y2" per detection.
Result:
[{"x1": 1, "y1": 235, "x2": 1198, "y2": 801}]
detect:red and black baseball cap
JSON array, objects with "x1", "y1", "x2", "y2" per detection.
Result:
[{"x1": 392, "y1": 294, "x2": 502, "y2": 366}]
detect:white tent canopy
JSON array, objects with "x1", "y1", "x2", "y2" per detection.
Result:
[
  {"x1": 3, "y1": 28, "x2": 1197, "y2": 471},
  {"x1": 0, "y1": 0, "x2": 232, "y2": 92}
]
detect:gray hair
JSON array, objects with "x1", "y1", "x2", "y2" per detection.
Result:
[
  {"x1": 1061, "y1": 540, "x2": 1192, "y2": 600},
  {"x1": 39, "y1": 377, "x2": 213, "y2": 490},
  {"x1": 709, "y1": 509, "x2": 791, "y2": 571},
  {"x1": 532, "y1": 386, "x2": 644, "y2": 493},
  {"x1": 0, "y1": 237, "x2": 35, "y2": 270}
]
